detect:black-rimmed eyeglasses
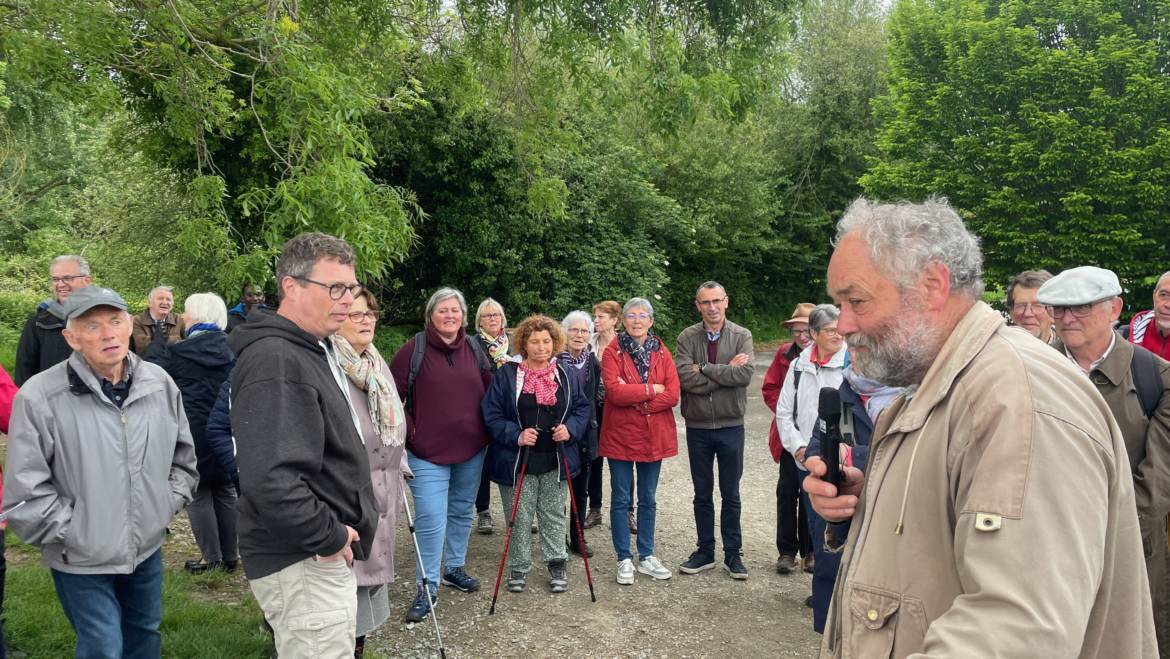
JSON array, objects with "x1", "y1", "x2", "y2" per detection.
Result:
[{"x1": 294, "y1": 276, "x2": 363, "y2": 300}]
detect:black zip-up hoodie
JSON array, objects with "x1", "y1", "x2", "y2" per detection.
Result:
[{"x1": 228, "y1": 313, "x2": 377, "y2": 579}]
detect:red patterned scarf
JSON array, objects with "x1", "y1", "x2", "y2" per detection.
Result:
[{"x1": 520, "y1": 359, "x2": 559, "y2": 406}]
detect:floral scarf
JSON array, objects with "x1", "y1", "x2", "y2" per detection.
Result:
[
  {"x1": 330, "y1": 334, "x2": 404, "y2": 447},
  {"x1": 617, "y1": 332, "x2": 660, "y2": 383},
  {"x1": 520, "y1": 358, "x2": 559, "y2": 406},
  {"x1": 479, "y1": 329, "x2": 511, "y2": 367}
]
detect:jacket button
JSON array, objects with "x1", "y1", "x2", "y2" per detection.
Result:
[{"x1": 867, "y1": 609, "x2": 878, "y2": 621}]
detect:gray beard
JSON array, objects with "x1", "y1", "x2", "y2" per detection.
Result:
[{"x1": 847, "y1": 307, "x2": 943, "y2": 388}]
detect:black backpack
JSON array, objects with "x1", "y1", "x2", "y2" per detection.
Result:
[
  {"x1": 404, "y1": 331, "x2": 493, "y2": 416},
  {"x1": 1130, "y1": 344, "x2": 1164, "y2": 420}
]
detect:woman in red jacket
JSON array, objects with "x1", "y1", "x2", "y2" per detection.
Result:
[{"x1": 598, "y1": 297, "x2": 680, "y2": 586}]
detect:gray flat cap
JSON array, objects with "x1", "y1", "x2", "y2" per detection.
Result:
[
  {"x1": 64, "y1": 286, "x2": 129, "y2": 320},
  {"x1": 1035, "y1": 266, "x2": 1122, "y2": 306}
]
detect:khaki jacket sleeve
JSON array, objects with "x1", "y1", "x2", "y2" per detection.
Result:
[
  {"x1": 914, "y1": 412, "x2": 1116, "y2": 657},
  {"x1": 1130, "y1": 363, "x2": 1170, "y2": 532}
]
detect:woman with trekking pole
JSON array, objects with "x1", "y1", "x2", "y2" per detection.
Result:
[
  {"x1": 481, "y1": 315, "x2": 591, "y2": 599},
  {"x1": 331, "y1": 290, "x2": 413, "y2": 656},
  {"x1": 598, "y1": 297, "x2": 680, "y2": 586}
]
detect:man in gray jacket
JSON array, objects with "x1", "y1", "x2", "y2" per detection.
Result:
[
  {"x1": 675, "y1": 281, "x2": 754, "y2": 579},
  {"x1": 4, "y1": 285, "x2": 198, "y2": 658}
]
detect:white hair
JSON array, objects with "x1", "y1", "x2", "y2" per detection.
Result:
[
  {"x1": 561, "y1": 310, "x2": 594, "y2": 333},
  {"x1": 425, "y1": 287, "x2": 468, "y2": 327},
  {"x1": 622, "y1": 297, "x2": 655, "y2": 318},
  {"x1": 51, "y1": 254, "x2": 90, "y2": 276},
  {"x1": 836, "y1": 197, "x2": 984, "y2": 298},
  {"x1": 183, "y1": 293, "x2": 228, "y2": 328},
  {"x1": 149, "y1": 285, "x2": 174, "y2": 301},
  {"x1": 475, "y1": 297, "x2": 506, "y2": 331}
]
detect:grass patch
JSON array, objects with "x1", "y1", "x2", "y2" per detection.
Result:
[{"x1": 6, "y1": 534, "x2": 272, "y2": 658}]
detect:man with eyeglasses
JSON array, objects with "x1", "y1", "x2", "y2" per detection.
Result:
[
  {"x1": 1006, "y1": 269, "x2": 1060, "y2": 348},
  {"x1": 228, "y1": 232, "x2": 378, "y2": 658},
  {"x1": 1037, "y1": 265, "x2": 1170, "y2": 655},
  {"x1": 675, "y1": 281, "x2": 755, "y2": 580},
  {"x1": 14, "y1": 254, "x2": 94, "y2": 386}
]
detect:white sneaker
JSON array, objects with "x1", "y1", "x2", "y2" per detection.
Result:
[
  {"x1": 616, "y1": 559, "x2": 635, "y2": 585},
  {"x1": 637, "y1": 555, "x2": 672, "y2": 580}
]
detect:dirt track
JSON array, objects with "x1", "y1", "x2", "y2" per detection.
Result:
[{"x1": 368, "y1": 351, "x2": 822, "y2": 658}]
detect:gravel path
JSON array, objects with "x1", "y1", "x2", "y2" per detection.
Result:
[{"x1": 368, "y1": 351, "x2": 822, "y2": 658}]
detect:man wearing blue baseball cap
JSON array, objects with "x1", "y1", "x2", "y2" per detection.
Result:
[
  {"x1": 4, "y1": 285, "x2": 198, "y2": 658},
  {"x1": 1038, "y1": 265, "x2": 1170, "y2": 656}
]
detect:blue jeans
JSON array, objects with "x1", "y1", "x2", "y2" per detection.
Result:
[
  {"x1": 51, "y1": 549, "x2": 163, "y2": 659},
  {"x1": 406, "y1": 447, "x2": 486, "y2": 585},
  {"x1": 608, "y1": 460, "x2": 662, "y2": 561},
  {"x1": 685, "y1": 425, "x2": 745, "y2": 556}
]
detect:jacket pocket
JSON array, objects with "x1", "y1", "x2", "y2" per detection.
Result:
[
  {"x1": 62, "y1": 497, "x2": 120, "y2": 568},
  {"x1": 846, "y1": 585, "x2": 900, "y2": 659}
]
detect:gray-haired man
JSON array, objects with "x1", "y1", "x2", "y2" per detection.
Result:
[
  {"x1": 5, "y1": 285, "x2": 197, "y2": 657},
  {"x1": 14, "y1": 255, "x2": 92, "y2": 385}
]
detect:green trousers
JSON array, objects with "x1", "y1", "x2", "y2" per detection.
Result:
[{"x1": 498, "y1": 471, "x2": 569, "y2": 573}]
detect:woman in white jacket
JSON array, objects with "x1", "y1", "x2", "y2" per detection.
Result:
[{"x1": 776, "y1": 304, "x2": 847, "y2": 576}]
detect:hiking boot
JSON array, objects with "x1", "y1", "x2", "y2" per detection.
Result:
[
  {"x1": 616, "y1": 558, "x2": 635, "y2": 585},
  {"x1": 679, "y1": 551, "x2": 716, "y2": 574},
  {"x1": 476, "y1": 511, "x2": 494, "y2": 535},
  {"x1": 724, "y1": 553, "x2": 748, "y2": 580},
  {"x1": 404, "y1": 585, "x2": 435, "y2": 623},
  {"x1": 637, "y1": 555, "x2": 672, "y2": 580},
  {"x1": 548, "y1": 560, "x2": 568, "y2": 593},
  {"x1": 802, "y1": 553, "x2": 815, "y2": 573},
  {"x1": 506, "y1": 570, "x2": 527, "y2": 593},
  {"x1": 627, "y1": 510, "x2": 638, "y2": 535},
  {"x1": 583, "y1": 508, "x2": 602, "y2": 529},
  {"x1": 441, "y1": 567, "x2": 480, "y2": 593},
  {"x1": 776, "y1": 553, "x2": 798, "y2": 575}
]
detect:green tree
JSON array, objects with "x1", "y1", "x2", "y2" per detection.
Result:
[{"x1": 864, "y1": 0, "x2": 1170, "y2": 291}]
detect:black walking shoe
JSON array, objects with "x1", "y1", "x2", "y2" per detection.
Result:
[
  {"x1": 441, "y1": 567, "x2": 481, "y2": 593},
  {"x1": 679, "y1": 551, "x2": 716, "y2": 574},
  {"x1": 404, "y1": 585, "x2": 436, "y2": 623},
  {"x1": 507, "y1": 570, "x2": 528, "y2": 593},
  {"x1": 548, "y1": 560, "x2": 568, "y2": 593},
  {"x1": 724, "y1": 553, "x2": 749, "y2": 580},
  {"x1": 568, "y1": 539, "x2": 594, "y2": 558},
  {"x1": 185, "y1": 560, "x2": 224, "y2": 575}
]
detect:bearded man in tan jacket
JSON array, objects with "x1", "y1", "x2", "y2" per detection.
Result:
[{"x1": 805, "y1": 197, "x2": 1156, "y2": 658}]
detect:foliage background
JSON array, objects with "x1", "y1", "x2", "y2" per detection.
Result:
[{"x1": 2, "y1": 0, "x2": 1167, "y2": 363}]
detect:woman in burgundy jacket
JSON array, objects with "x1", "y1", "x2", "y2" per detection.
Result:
[{"x1": 598, "y1": 297, "x2": 680, "y2": 586}]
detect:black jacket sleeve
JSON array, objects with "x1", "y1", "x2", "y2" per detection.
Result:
[{"x1": 14, "y1": 313, "x2": 40, "y2": 386}]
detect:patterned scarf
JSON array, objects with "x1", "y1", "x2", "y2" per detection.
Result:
[
  {"x1": 557, "y1": 346, "x2": 592, "y2": 370},
  {"x1": 617, "y1": 332, "x2": 660, "y2": 383},
  {"x1": 520, "y1": 358, "x2": 559, "y2": 406},
  {"x1": 842, "y1": 366, "x2": 902, "y2": 423},
  {"x1": 330, "y1": 334, "x2": 404, "y2": 447},
  {"x1": 479, "y1": 329, "x2": 511, "y2": 367}
]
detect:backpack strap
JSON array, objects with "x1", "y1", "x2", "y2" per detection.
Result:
[
  {"x1": 840, "y1": 399, "x2": 856, "y2": 447},
  {"x1": 791, "y1": 368, "x2": 802, "y2": 423},
  {"x1": 466, "y1": 332, "x2": 494, "y2": 374},
  {"x1": 1129, "y1": 344, "x2": 1163, "y2": 420},
  {"x1": 405, "y1": 331, "x2": 427, "y2": 416}
]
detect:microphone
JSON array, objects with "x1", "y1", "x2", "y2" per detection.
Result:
[{"x1": 817, "y1": 387, "x2": 843, "y2": 487}]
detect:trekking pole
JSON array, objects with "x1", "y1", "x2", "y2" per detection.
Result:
[
  {"x1": 489, "y1": 446, "x2": 531, "y2": 615},
  {"x1": 401, "y1": 485, "x2": 447, "y2": 659},
  {"x1": 558, "y1": 443, "x2": 596, "y2": 603}
]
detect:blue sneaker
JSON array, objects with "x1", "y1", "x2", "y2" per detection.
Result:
[
  {"x1": 441, "y1": 567, "x2": 481, "y2": 593},
  {"x1": 404, "y1": 584, "x2": 436, "y2": 623}
]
